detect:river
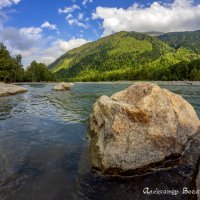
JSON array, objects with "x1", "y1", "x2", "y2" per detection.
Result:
[{"x1": 0, "y1": 83, "x2": 200, "y2": 200}]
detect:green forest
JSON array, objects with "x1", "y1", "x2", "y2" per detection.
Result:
[
  {"x1": 49, "y1": 31, "x2": 200, "y2": 82},
  {"x1": 1, "y1": 30, "x2": 200, "y2": 82},
  {"x1": 0, "y1": 43, "x2": 54, "y2": 83}
]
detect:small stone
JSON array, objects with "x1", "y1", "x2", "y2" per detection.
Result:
[{"x1": 53, "y1": 82, "x2": 74, "y2": 91}]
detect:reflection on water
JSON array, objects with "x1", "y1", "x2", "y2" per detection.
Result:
[{"x1": 0, "y1": 83, "x2": 199, "y2": 200}]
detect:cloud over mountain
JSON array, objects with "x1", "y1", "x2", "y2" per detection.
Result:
[
  {"x1": 0, "y1": 25, "x2": 89, "y2": 66},
  {"x1": 40, "y1": 38, "x2": 89, "y2": 64},
  {"x1": 93, "y1": 0, "x2": 200, "y2": 35}
]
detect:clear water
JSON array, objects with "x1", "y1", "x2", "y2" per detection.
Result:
[{"x1": 0, "y1": 83, "x2": 199, "y2": 200}]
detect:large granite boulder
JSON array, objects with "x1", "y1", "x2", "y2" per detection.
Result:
[
  {"x1": 53, "y1": 82, "x2": 74, "y2": 91},
  {"x1": 89, "y1": 83, "x2": 200, "y2": 175},
  {"x1": 0, "y1": 83, "x2": 28, "y2": 97}
]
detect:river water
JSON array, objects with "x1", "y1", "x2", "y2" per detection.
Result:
[{"x1": 0, "y1": 83, "x2": 199, "y2": 200}]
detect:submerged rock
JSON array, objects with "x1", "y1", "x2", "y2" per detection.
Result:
[
  {"x1": 89, "y1": 83, "x2": 200, "y2": 175},
  {"x1": 53, "y1": 82, "x2": 74, "y2": 91},
  {"x1": 0, "y1": 83, "x2": 28, "y2": 97}
]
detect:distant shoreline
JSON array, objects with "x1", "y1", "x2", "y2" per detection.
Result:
[
  {"x1": 74, "y1": 81, "x2": 200, "y2": 86},
  {"x1": 13, "y1": 81, "x2": 200, "y2": 86}
]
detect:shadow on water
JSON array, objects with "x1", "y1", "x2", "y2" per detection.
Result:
[
  {"x1": 0, "y1": 83, "x2": 199, "y2": 200},
  {"x1": 77, "y1": 130, "x2": 200, "y2": 200},
  {"x1": 77, "y1": 170, "x2": 192, "y2": 200}
]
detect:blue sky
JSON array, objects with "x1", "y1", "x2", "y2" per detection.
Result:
[{"x1": 0, "y1": 0, "x2": 200, "y2": 66}]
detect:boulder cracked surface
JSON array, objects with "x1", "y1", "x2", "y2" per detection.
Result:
[{"x1": 89, "y1": 83, "x2": 200, "y2": 175}]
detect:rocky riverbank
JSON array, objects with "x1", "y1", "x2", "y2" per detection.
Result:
[
  {"x1": 0, "y1": 83, "x2": 28, "y2": 97},
  {"x1": 151, "y1": 81, "x2": 200, "y2": 86},
  {"x1": 13, "y1": 81, "x2": 200, "y2": 85}
]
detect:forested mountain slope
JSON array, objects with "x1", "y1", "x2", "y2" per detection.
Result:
[
  {"x1": 49, "y1": 31, "x2": 200, "y2": 81},
  {"x1": 158, "y1": 30, "x2": 200, "y2": 53}
]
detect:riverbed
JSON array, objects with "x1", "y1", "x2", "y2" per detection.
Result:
[{"x1": 0, "y1": 83, "x2": 200, "y2": 200}]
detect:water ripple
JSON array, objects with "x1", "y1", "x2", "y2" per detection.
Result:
[{"x1": 0, "y1": 83, "x2": 199, "y2": 200}]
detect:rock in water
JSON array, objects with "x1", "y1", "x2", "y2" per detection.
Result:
[
  {"x1": 89, "y1": 83, "x2": 200, "y2": 175},
  {"x1": 53, "y1": 82, "x2": 74, "y2": 91},
  {"x1": 0, "y1": 83, "x2": 28, "y2": 97}
]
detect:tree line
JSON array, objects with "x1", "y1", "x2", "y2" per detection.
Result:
[
  {"x1": 1, "y1": 42, "x2": 200, "y2": 83},
  {"x1": 152, "y1": 59, "x2": 200, "y2": 81},
  {"x1": 57, "y1": 58, "x2": 200, "y2": 82},
  {"x1": 0, "y1": 43, "x2": 55, "y2": 83}
]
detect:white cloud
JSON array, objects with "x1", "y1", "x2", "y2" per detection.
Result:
[
  {"x1": 0, "y1": 1, "x2": 89, "y2": 67},
  {"x1": 37, "y1": 38, "x2": 90, "y2": 65},
  {"x1": 0, "y1": 26, "x2": 46, "y2": 66},
  {"x1": 66, "y1": 14, "x2": 73, "y2": 20},
  {"x1": 78, "y1": 13, "x2": 84, "y2": 20},
  {"x1": 41, "y1": 21, "x2": 58, "y2": 30},
  {"x1": 67, "y1": 18, "x2": 87, "y2": 28},
  {"x1": 0, "y1": 2, "x2": 19, "y2": 28},
  {"x1": 65, "y1": 13, "x2": 87, "y2": 28},
  {"x1": 92, "y1": 0, "x2": 200, "y2": 36},
  {"x1": 59, "y1": 4, "x2": 89, "y2": 28},
  {"x1": 0, "y1": 10, "x2": 7, "y2": 29},
  {"x1": 19, "y1": 27, "x2": 43, "y2": 40},
  {"x1": 58, "y1": 4, "x2": 80, "y2": 14},
  {"x1": 0, "y1": 0, "x2": 21, "y2": 9},
  {"x1": 0, "y1": 26, "x2": 43, "y2": 52},
  {"x1": 82, "y1": 0, "x2": 93, "y2": 6},
  {"x1": 0, "y1": 25, "x2": 89, "y2": 66}
]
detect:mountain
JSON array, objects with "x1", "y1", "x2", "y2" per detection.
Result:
[
  {"x1": 158, "y1": 30, "x2": 200, "y2": 53},
  {"x1": 49, "y1": 31, "x2": 199, "y2": 81},
  {"x1": 145, "y1": 31, "x2": 164, "y2": 36}
]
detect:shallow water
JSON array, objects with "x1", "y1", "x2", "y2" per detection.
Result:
[{"x1": 0, "y1": 83, "x2": 199, "y2": 200}]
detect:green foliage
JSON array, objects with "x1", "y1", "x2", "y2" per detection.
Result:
[
  {"x1": 0, "y1": 43, "x2": 25, "y2": 82},
  {"x1": 152, "y1": 59, "x2": 200, "y2": 81},
  {"x1": 50, "y1": 31, "x2": 175, "y2": 81},
  {"x1": 158, "y1": 30, "x2": 200, "y2": 53},
  {"x1": 25, "y1": 61, "x2": 55, "y2": 82},
  {"x1": 49, "y1": 31, "x2": 200, "y2": 81},
  {"x1": 0, "y1": 43, "x2": 55, "y2": 82},
  {"x1": 2, "y1": 29, "x2": 200, "y2": 83}
]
